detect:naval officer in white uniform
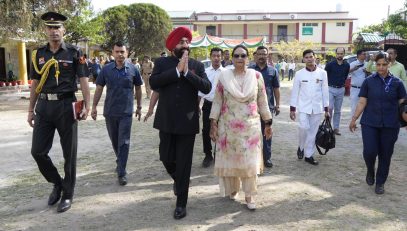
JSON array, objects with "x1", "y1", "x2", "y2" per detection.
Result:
[{"x1": 289, "y1": 49, "x2": 330, "y2": 165}]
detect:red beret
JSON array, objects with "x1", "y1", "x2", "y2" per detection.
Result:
[{"x1": 166, "y1": 27, "x2": 192, "y2": 51}]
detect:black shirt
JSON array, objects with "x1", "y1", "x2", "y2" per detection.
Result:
[
  {"x1": 30, "y1": 42, "x2": 88, "y2": 93},
  {"x1": 325, "y1": 60, "x2": 350, "y2": 87}
]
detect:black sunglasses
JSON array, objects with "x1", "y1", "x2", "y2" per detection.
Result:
[{"x1": 233, "y1": 54, "x2": 247, "y2": 59}]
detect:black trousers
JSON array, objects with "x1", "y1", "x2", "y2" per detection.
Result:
[
  {"x1": 201, "y1": 100, "x2": 213, "y2": 158},
  {"x1": 31, "y1": 97, "x2": 78, "y2": 199},
  {"x1": 159, "y1": 131, "x2": 195, "y2": 207}
]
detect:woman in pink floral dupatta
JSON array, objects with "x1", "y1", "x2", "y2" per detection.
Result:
[{"x1": 209, "y1": 45, "x2": 272, "y2": 210}]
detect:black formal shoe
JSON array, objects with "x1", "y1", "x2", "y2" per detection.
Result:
[
  {"x1": 264, "y1": 159, "x2": 273, "y2": 168},
  {"x1": 202, "y1": 156, "x2": 213, "y2": 168},
  {"x1": 57, "y1": 199, "x2": 72, "y2": 213},
  {"x1": 173, "y1": 182, "x2": 177, "y2": 196},
  {"x1": 48, "y1": 185, "x2": 62, "y2": 206},
  {"x1": 173, "y1": 207, "x2": 187, "y2": 219},
  {"x1": 297, "y1": 147, "x2": 304, "y2": 159},
  {"x1": 305, "y1": 156, "x2": 318, "y2": 165},
  {"x1": 366, "y1": 171, "x2": 375, "y2": 186},
  {"x1": 375, "y1": 184, "x2": 385, "y2": 194},
  {"x1": 118, "y1": 176, "x2": 127, "y2": 186}
]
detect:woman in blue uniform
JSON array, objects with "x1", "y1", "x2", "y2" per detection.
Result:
[{"x1": 349, "y1": 53, "x2": 406, "y2": 194}]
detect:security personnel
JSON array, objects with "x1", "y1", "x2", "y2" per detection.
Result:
[
  {"x1": 249, "y1": 45, "x2": 280, "y2": 168},
  {"x1": 290, "y1": 49, "x2": 329, "y2": 166},
  {"x1": 27, "y1": 12, "x2": 90, "y2": 213},
  {"x1": 91, "y1": 41, "x2": 143, "y2": 186},
  {"x1": 350, "y1": 53, "x2": 406, "y2": 194},
  {"x1": 140, "y1": 56, "x2": 154, "y2": 99}
]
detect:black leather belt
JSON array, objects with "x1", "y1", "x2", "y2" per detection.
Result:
[
  {"x1": 351, "y1": 85, "x2": 361, "y2": 89},
  {"x1": 39, "y1": 92, "x2": 74, "y2": 100},
  {"x1": 329, "y1": 85, "x2": 344, "y2": 88}
]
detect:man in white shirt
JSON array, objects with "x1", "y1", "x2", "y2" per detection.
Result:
[
  {"x1": 290, "y1": 49, "x2": 330, "y2": 165},
  {"x1": 288, "y1": 60, "x2": 296, "y2": 81},
  {"x1": 349, "y1": 49, "x2": 367, "y2": 116},
  {"x1": 280, "y1": 59, "x2": 287, "y2": 81},
  {"x1": 198, "y1": 47, "x2": 224, "y2": 167}
]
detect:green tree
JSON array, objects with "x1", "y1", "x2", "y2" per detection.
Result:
[
  {"x1": 97, "y1": 3, "x2": 172, "y2": 57},
  {"x1": 98, "y1": 5, "x2": 130, "y2": 53},
  {"x1": 273, "y1": 40, "x2": 321, "y2": 62},
  {"x1": 0, "y1": 0, "x2": 86, "y2": 43},
  {"x1": 127, "y1": 3, "x2": 172, "y2": 57},
  {"x1": 63, "y1": 0, "x2": 104, "y2": 46}
]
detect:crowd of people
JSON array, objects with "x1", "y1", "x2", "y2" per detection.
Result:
[{"x1": 26, "y1": 11, "x2": 407, "y2": 220}]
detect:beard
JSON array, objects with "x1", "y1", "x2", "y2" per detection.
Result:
[
  {"x1": 337, "y1": 57, "x2": 343, "y2": 61},
  {"x1": 174, "y1": 47, "x2": 190, "y2": 59}
]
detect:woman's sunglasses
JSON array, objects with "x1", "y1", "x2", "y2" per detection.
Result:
[{"x1": 233, "y1": 54, "x2": 247, "y2": 59}]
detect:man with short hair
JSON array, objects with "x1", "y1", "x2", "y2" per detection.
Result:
[
  {"x1": 325, "y1": 47, "x2": 350, "y2": 135},
  {"x1": 141, "y1": 56, "x2": 154, "y2": 99},
  {"x1": 387, "y1": 48, "x2": 407, "y2": 86},
  {"x1": 288, "y1": 60, "x2": 296, "y2": 81},
  {"x1": 199, "y1": 47, "x2": 224, "y2": 168},
  {"x1": 132, "y1": 57, "x2": 140, "y2": 71},
  {"x1": 150, "y1": 27, "x2": 211, "y2": 219},
  {"x1": 280, "y1": 59, "x2": 287, "y2": 81},
  {"x1": 27, "y1": 11, "x2": 90, "y2": 213},
  {"x1": 250, "y1": 46, "x2": 280, "y2": 168},
  {"x1": 221, "y1": 49, "x2": 232, "y2": 67},
  {"x1": 91, "y1": 41, "x2": 143, "y2": 186},
  {"x1": 349, "y1": 49, "x2": 367, "y2": 117},
  {"x1": 290, "y1": 49, "x2": 329, "y2": 166}
]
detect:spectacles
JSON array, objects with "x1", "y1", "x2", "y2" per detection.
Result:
[{"x1": 233, "y1": 54, "x2": 247, "y2": 59}]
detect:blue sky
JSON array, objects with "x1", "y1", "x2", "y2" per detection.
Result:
[{"x1": 91, "y1": 0, "x2": 406, "y2": 30}]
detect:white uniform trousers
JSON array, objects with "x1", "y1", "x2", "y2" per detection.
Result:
[
  {"x1": 298, "y1": 112, "x2": 322, "y2": 158},
  {"x1": 350, "y1": 87, "x2": 361, "y2": 117}
]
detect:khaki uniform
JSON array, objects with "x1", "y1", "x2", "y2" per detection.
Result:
[{"x1": 141, "y1": 61, "x2": 154, "y2": 98}]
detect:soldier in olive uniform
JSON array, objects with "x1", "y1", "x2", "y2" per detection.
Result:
[{"x1": 27, "y1": 12, "x2": 90, "y2": 213}]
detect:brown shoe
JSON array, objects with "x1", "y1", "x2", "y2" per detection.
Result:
[{"x1": 334, "y1": 129, "x2": 341, "y2": 136}]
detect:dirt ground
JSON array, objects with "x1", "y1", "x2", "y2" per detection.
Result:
[{"x1": 0, "y1": 81, "x2": 406, "y2": 231}]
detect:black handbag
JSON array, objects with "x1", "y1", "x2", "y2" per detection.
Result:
[{"x1": 315, "y1": 117, "x2": 336, "y2": 155}]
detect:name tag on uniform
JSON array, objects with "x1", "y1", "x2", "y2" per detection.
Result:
[
  {"x1": 316, "y1": 79, "x2": 323, "y2": 83},
  {"x1": 302, "y1": 80, "x2": 308, "y2": 82},
  {"x1": 58, "y1": 60, "x2": 73, "y2": 64}
]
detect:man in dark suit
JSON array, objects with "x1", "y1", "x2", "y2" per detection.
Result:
[{"x1": 150, "y1": 27, "x2": 211, "y2": 219}]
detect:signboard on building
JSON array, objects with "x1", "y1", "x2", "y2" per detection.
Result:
[{"x1": 302, "y1": 27, "x2": 313, "y2": 35}]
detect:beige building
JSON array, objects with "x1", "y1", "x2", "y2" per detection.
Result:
[{"x1": 169, "y1": 10, "x2": 357, "y2": 54}]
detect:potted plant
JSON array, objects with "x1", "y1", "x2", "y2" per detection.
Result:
[
  {"x1": 11, "y1": 77, "x2": 17, "y2": 86},
  {"x1": 5, "y1": 81, "x2": 10, "y2": 86},
  {"x1": 17, "y1": 79, "x2": 23, "y2": 85},
  {"x1": 0, "y1": 81, "x2": 4, "y2": 87}
]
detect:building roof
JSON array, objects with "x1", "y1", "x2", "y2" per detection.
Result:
[{"x1": 356, "y1": 33, "x2": 384, "y2": 43}]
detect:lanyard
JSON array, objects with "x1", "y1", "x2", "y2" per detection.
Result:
[{"x1": 379, "y1": 75, "x2": 393, "y2": 93}]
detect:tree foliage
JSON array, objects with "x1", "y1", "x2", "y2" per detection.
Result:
[
  {"x1": 273, "y1": 40, "x2": 321, "y2": 61},
  {"x1": 360, "y1": 0, "x2": 407, "y2": 38},
  {"x1": 63, "y1": 0, "x2": 104, "y2": 46},
  {"x1": 97, "y1": 3, "x2": 172, "y2": 57},
  {"x1": 0, "y1": 0, "x2": 86, "y2": 43}
]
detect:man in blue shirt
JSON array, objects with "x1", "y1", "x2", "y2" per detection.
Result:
[
  {"x1": 91, "y1": 41, "x2": 143, "y2": 186},
  {"x1": 250, "y1": 46, "x2": 280, "y2": 168},
  {"x1": 349, "y1": 49, "x2": 367, "y2": 118},
  {"x1": 325, "y1": 47, "x2": 350, "y2": 135}
]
